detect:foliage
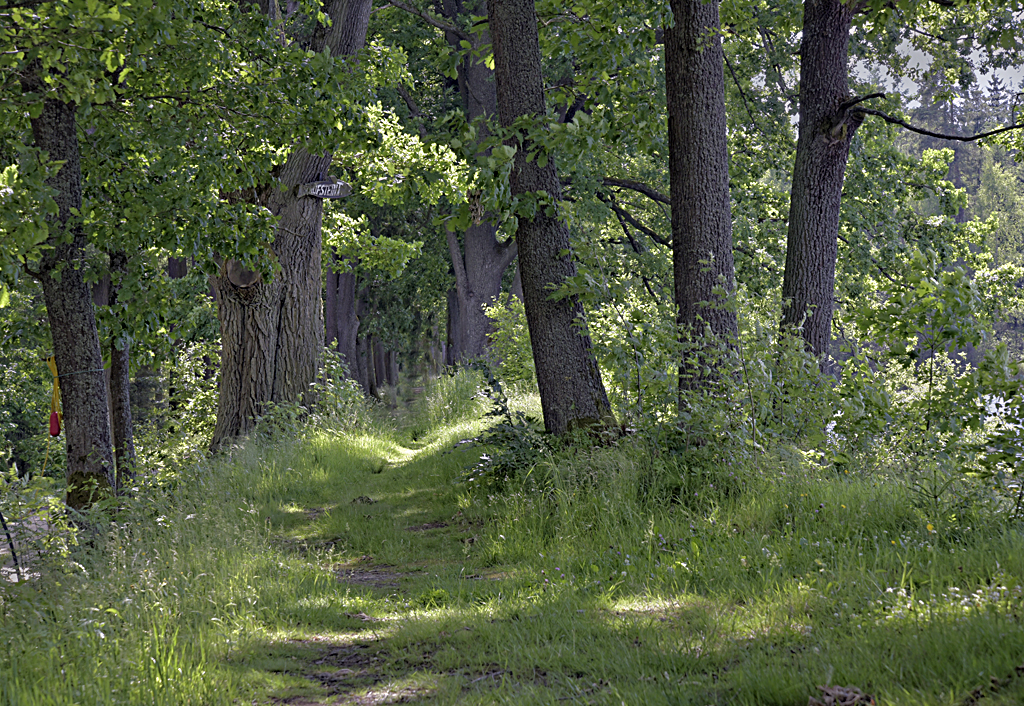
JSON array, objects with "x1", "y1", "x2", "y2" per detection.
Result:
[{"x1": 482, "y1": 296, "x2": 535, "y2": 386}]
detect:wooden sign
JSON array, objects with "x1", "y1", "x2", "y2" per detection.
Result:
[{"x1": 297, "y1": 180, "x2": 351, "y2": 199}]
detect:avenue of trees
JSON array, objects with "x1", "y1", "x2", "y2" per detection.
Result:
[{"x1": 2, "y1": 0, "x2": 1024, "y2": 508}]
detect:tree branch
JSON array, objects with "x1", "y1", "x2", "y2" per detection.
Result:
[
  {"x1": 609, "y1": 207, "x2": 662, "y2": 301},
  {"x1": 838, "y1": 91, "x2": 886, "y2": 113},
  {"x1": 395, "y1": 83, "x2": 428, "y2": 139},
  {"x1": 601, "y1": 177, "x2": 670, "y2": 206},
  {"x1": 733, "y1": 243, "x2": 780, "y2": 274},
  {"x1": 598, "y1": 191, "x2": 671, "y2": 248},
  {"x1": 386, "y1": 0, "x2": 470, "y2": 41},
  {"x1": 496, "y1": 237, "x2": 518, "y2": 273},
  {"x1": 446, "y1": 227, "x2": 469, "y2": 298},
  {"x1": 724, "y1": 52, "x2": 763, "y2": 134},
  {"x1": 857, "y1": 108, "x2": 1024, "y2": 142}
]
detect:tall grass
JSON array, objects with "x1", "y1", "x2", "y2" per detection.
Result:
[{"x1": 404, "y1": 370, "x2": 485, "y2": 443}]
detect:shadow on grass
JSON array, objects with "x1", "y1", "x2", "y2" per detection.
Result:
[{"x1": 226, "y1": 548, "x2": 1024, "y2": 706}]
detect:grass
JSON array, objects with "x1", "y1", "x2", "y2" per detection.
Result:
[{"x1": 2, "y1": 370, "x2": 1024, "y2": 704}]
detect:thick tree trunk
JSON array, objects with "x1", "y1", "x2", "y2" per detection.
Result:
[
  {"x1": 665, "y1": 0, "x2": 738, "y2": 392},
  {"x1": 446, "y1": 225, "x2": 516, "y2": 359},
  {"x1": 780, "y1": 0, "x2": 860, "y2": 360},
  {"x1": 440, "y1": 0, "x2": 516, "y2": 361},
  {"x1": 489, "y1": 0, "x2": 612, "y2": 433},
  {"x1": 29, "y1": 97, "x2": 114, "y2": 508},
  {"x1": 210, "y1": 0, "x2": 372, "y2": 448},
  {"x1": 211, "y1": 168, "x2": 326, "y2": 445}
]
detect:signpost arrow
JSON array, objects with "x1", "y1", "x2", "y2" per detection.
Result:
[{"x1": 297, "y1": 180, "x2": 352, "y2": 199}]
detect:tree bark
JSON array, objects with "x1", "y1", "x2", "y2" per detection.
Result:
[
  {"x1": 440, "y1": 0, "x2": 517, "y2": 361},
  {"x1": 28, "y1": 96, "x2": 114, "y2": 508},
  {"x1": 372, "y1": 337, "x2": 386, "y2": 392},
  {"x1": 780, "y1": 0, "x2": 861, "y2": 360},
  {"x1": 324, "y1": 262, "x2": 360, "y2": 373},
  {"x1": 107, "y1": 250, "x2": 135, "y2": 486},
  {"x1": 489, "y1": 0, "x2": 612, "y2": 433},
  {"x1": 445, "y1": 287, "x2": 461, "y2": 367},
  {"x1": 210, "y1": 0, "x2": 372, "y2": 448},
  {"x1": 665, "y1": 0, "x2": 738, "y2": 394},
  {"x1": 356, "y1": 333, "x2": 373, "y2": 394}
]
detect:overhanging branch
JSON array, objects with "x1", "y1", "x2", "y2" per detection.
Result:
[{"x1": 858, "y1": 108, "x2": 1024, "y2": 142}]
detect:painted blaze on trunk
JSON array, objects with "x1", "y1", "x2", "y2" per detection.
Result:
[{"x1": 488, "y1": 0, "x2": 612, "y2": 434}]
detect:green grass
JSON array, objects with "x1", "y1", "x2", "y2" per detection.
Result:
[{"x1": 3, "y1": 371, "x2": 1024, "y2": 705}]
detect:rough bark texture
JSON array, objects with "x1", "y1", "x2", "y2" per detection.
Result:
[
  {"x1": 489, "y1": 0, "x2": 612, "y2": 434},
  {"x1": 107, "y1": 250, "x2": 135, "y2": 486},
  {"x1": 325, "y1": 265, "x2": 360, "y2": 373},
  {"x1": 440, "y1": 0, "x2": 517, "y2": 361},
  {"x1": 665, "y1": 0, "x2": 738, "y2": 392},
  {"x1": 780, "y1": 0, "x2": 860, "y2": 359},
  {"x1": 29, "y1": 97, "x2": 114, "y2": 508},
  {"x1": 211, "y1": 0, "x2": 372, "y2": 448}
]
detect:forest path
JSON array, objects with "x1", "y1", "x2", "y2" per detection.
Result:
[{"x1": 231, "y1": 416, "x2": 512, "y2": 705}]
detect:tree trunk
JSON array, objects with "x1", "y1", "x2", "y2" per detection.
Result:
[
  {"x1": 166, "y1": 256, "x2": 187, "y2": 413},
  {"x1": 29, "y1": 96, "x2": 114, "y2": 508},
  {"x1": 373, "y1": 338, "x2": 386, "y2": 393},
  {"x1": 325, "y1": 260, "x2": 360, "y2": 374},
  {"x1": 665, "y1": 0, "x2": 738, "y2": 393},
  {"x1": 445, "y1": 287, "x2": 461, "y2": 367},
  {"x1": 210, "y1": 0, "x2": 372, "y2": 448},
  {"x1": 107, "y1": 251, "x2": 135, "y2": 487},
  {"x1": 780, "y1": 0, "x2": 860, "y2": 360},
  {"x1": 489, "y1": 0, "x2": 612, "y2": 434},
  {"x1": 440, "y1": 0, "x2": 517, "y2": 361},
  {"x1": 356, "y1": 333, "x2": 372, "y2": 394}
]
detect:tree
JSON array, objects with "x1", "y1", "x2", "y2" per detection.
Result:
[
  {"x1": 779, "y1": 0, "x2": 861, "y2": 361},
  {"x1": 664, "y1": 0, "x2": 738, "y2": 392},
  {"x1": 779, "y1": 0, "x2": 1024, "y2": 361},
  {"x1": 488, "y1": 0, "x2": 612, "y2": 433},
  {"x1": 209, "y1": 0, "x2": 374, "y2": 448},
  {"x1": 386, "y1": 0, "x2": 518, "y2": 362},
  {"x1": 1, "y1": 0, "x2": 142, "y2": 507},
  {"x1": 24, "y1": 94, "x2": 115, "y2": 507},
  {"x1": 439, "y1": 0, "x2": 517, "y2": 361}
]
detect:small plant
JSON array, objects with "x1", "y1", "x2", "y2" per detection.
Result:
[{"x1": 462, "y1": 370, "x2": 550, "y2": 492}]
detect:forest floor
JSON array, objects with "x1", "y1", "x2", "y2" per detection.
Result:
[{"x1": 4, "y1": 376, "x2": 1024, "y2": 705}]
